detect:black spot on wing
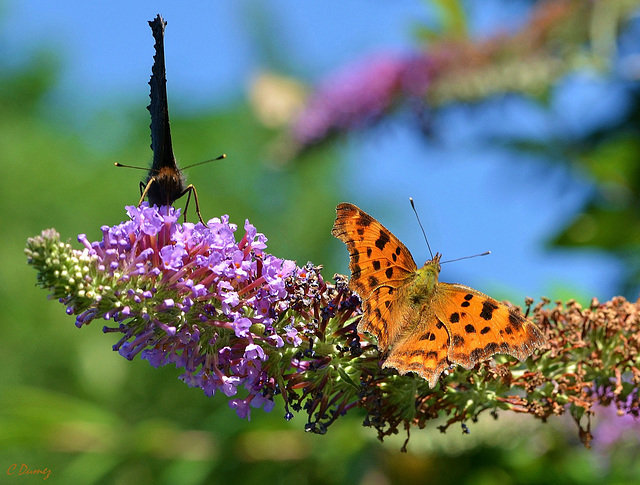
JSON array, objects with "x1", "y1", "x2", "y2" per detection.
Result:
[
  {"x1": 480, "y1": 326, "x2": 491, "y2": 335},
  {"x1": 452, "y1": 334, "x2": 465, "y2": 347},
  {"x1": 375, "y1": 230, "x2": 390, "y2": 251},
  {"x1": 480, "y1": 300, "x2": 499, "y2": 321},
  {"x1": 464, "y1": 324, "x2": 475, "y2": 334},
  {"x1": 469, "y1": 342, "x2": 500, "y2": 362},
  {"x1": 469, "y1": 348, "x2": 484, "y2": 361},
  {"x1": 373, "y1": 260, "x2": 381, "y2": 271},
  {"x1": 371, "y1": 308, "x2": 389, "y2": 343},
  {"x1": 352, "y1": 264, "x2": 362, "y2": 279},
  {"x1": 385, "y1": 268, "x2": 393, "y2": 279},
  {"x1": 368, "y1": 276, "x2": 379, "y2": 288},
  {"x1": 508, "y1": 311, "x2": 524, "y2": 331},
  {"x1": 449, "y1": 312, "x2": 460, "y2": 323},
  {"x1": 394, "y1": 349, "x2": 429, "y2": 358},
  {"x1": 358, "y1": 213, "x2": 373, "y2": 227},
  {"x1": 419, "y1": 332, "x2": 436, "y2": 341}
]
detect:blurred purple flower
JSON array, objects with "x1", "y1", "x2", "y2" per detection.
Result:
[
  {"x1": 592, "y1": 382, "x2": 640, "y2": 450},
  {"x1": 593, "y1": 403, "x2": 640, "y2": 449},
  {"x1": 291, "y1": 52, "x2": 437, "y2": 146}
]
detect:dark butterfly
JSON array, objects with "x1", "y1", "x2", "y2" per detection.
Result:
[{"x1": 117, "y1": 14, "x2": 224, "y2": 224}]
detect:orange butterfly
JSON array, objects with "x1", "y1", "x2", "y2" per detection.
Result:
[{"x1": 331, "y1": 202, "x2": 545, "y2": 388}]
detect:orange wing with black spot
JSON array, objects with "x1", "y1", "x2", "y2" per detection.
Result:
[
  {"x1": 383, "y1": 283, "x2": 545, "y2": 387},
  {"x1": 382, "y1": 312, "x2": 452, "y2": 388},
  {"x1": 331, "y1": 203, "x2": 417, "y2": 349},
  {"x1": 432, "y1": 283, "x2": 544, "y2": 369}
]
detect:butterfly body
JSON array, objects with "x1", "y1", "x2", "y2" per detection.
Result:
[
  {"x1": 406, "y1": 257, "x2": 440, "y2": 306},
  {"x1": 142, "y1": 163, "x2": 186, "y2": 209},
  {"x1": 332, "y1": 202, "x2": 544, "y2": 388}
]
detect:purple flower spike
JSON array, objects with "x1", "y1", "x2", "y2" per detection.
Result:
[
  {"x1": 289, "y1": 51, "x2": 439, "y2": 150},
  {"x1": 292, "y1": 53, "x2": 408, "y2": 146},
  {"x1": 26, "y1": 204, "x2": 314, "y2": 423}
]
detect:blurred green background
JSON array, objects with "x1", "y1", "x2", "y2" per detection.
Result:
[{"x1": 4, "y1": 1, "x2": 640, "y2": 483}]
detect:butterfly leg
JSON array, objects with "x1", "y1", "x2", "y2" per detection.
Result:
[
  {"x1": 138, "y1": 178, "x2": 155, "y2": 207},
  {"x1": 180, "y1": 184, "x2": 205, "y2": 225}
]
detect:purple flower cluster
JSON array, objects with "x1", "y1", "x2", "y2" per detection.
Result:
[
  {"x1": 65, "y1": 203, "x2": 301, "y2": 419},
  {"x1": 291, "y1": 53, "x2": 437, "y2": 147}
]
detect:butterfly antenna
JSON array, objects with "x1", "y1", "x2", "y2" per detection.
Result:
[
  {"x1": 115, "y1": 153, "x2": 227, "y2": 173},
  {"x1": 409, "y1": 197, "x2": 433, "y2": 259},
  {"x1": 114, "y1": 162, "x2": 150, "y2": 171},
  {"x1": 181, "y1": 153, "x2": 227, "y2": 170},
  {"x1": 441, "y1": 251, "x2": 491, "y2": 264}
]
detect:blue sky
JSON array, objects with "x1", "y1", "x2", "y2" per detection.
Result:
[
  {"x1": 4, "y1": 0, "x2": 631, "y2": 302},
  {"x1": 3, "y1": 1, "x2": 428, "y2": 113}
]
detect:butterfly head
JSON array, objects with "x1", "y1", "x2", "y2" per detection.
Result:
[
  {"x1": 422, "y1": 252, "x2": 442, "y2": 279},
  {"x1": 423, "y1": 252, "x2": 442, "y2": 274}
]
